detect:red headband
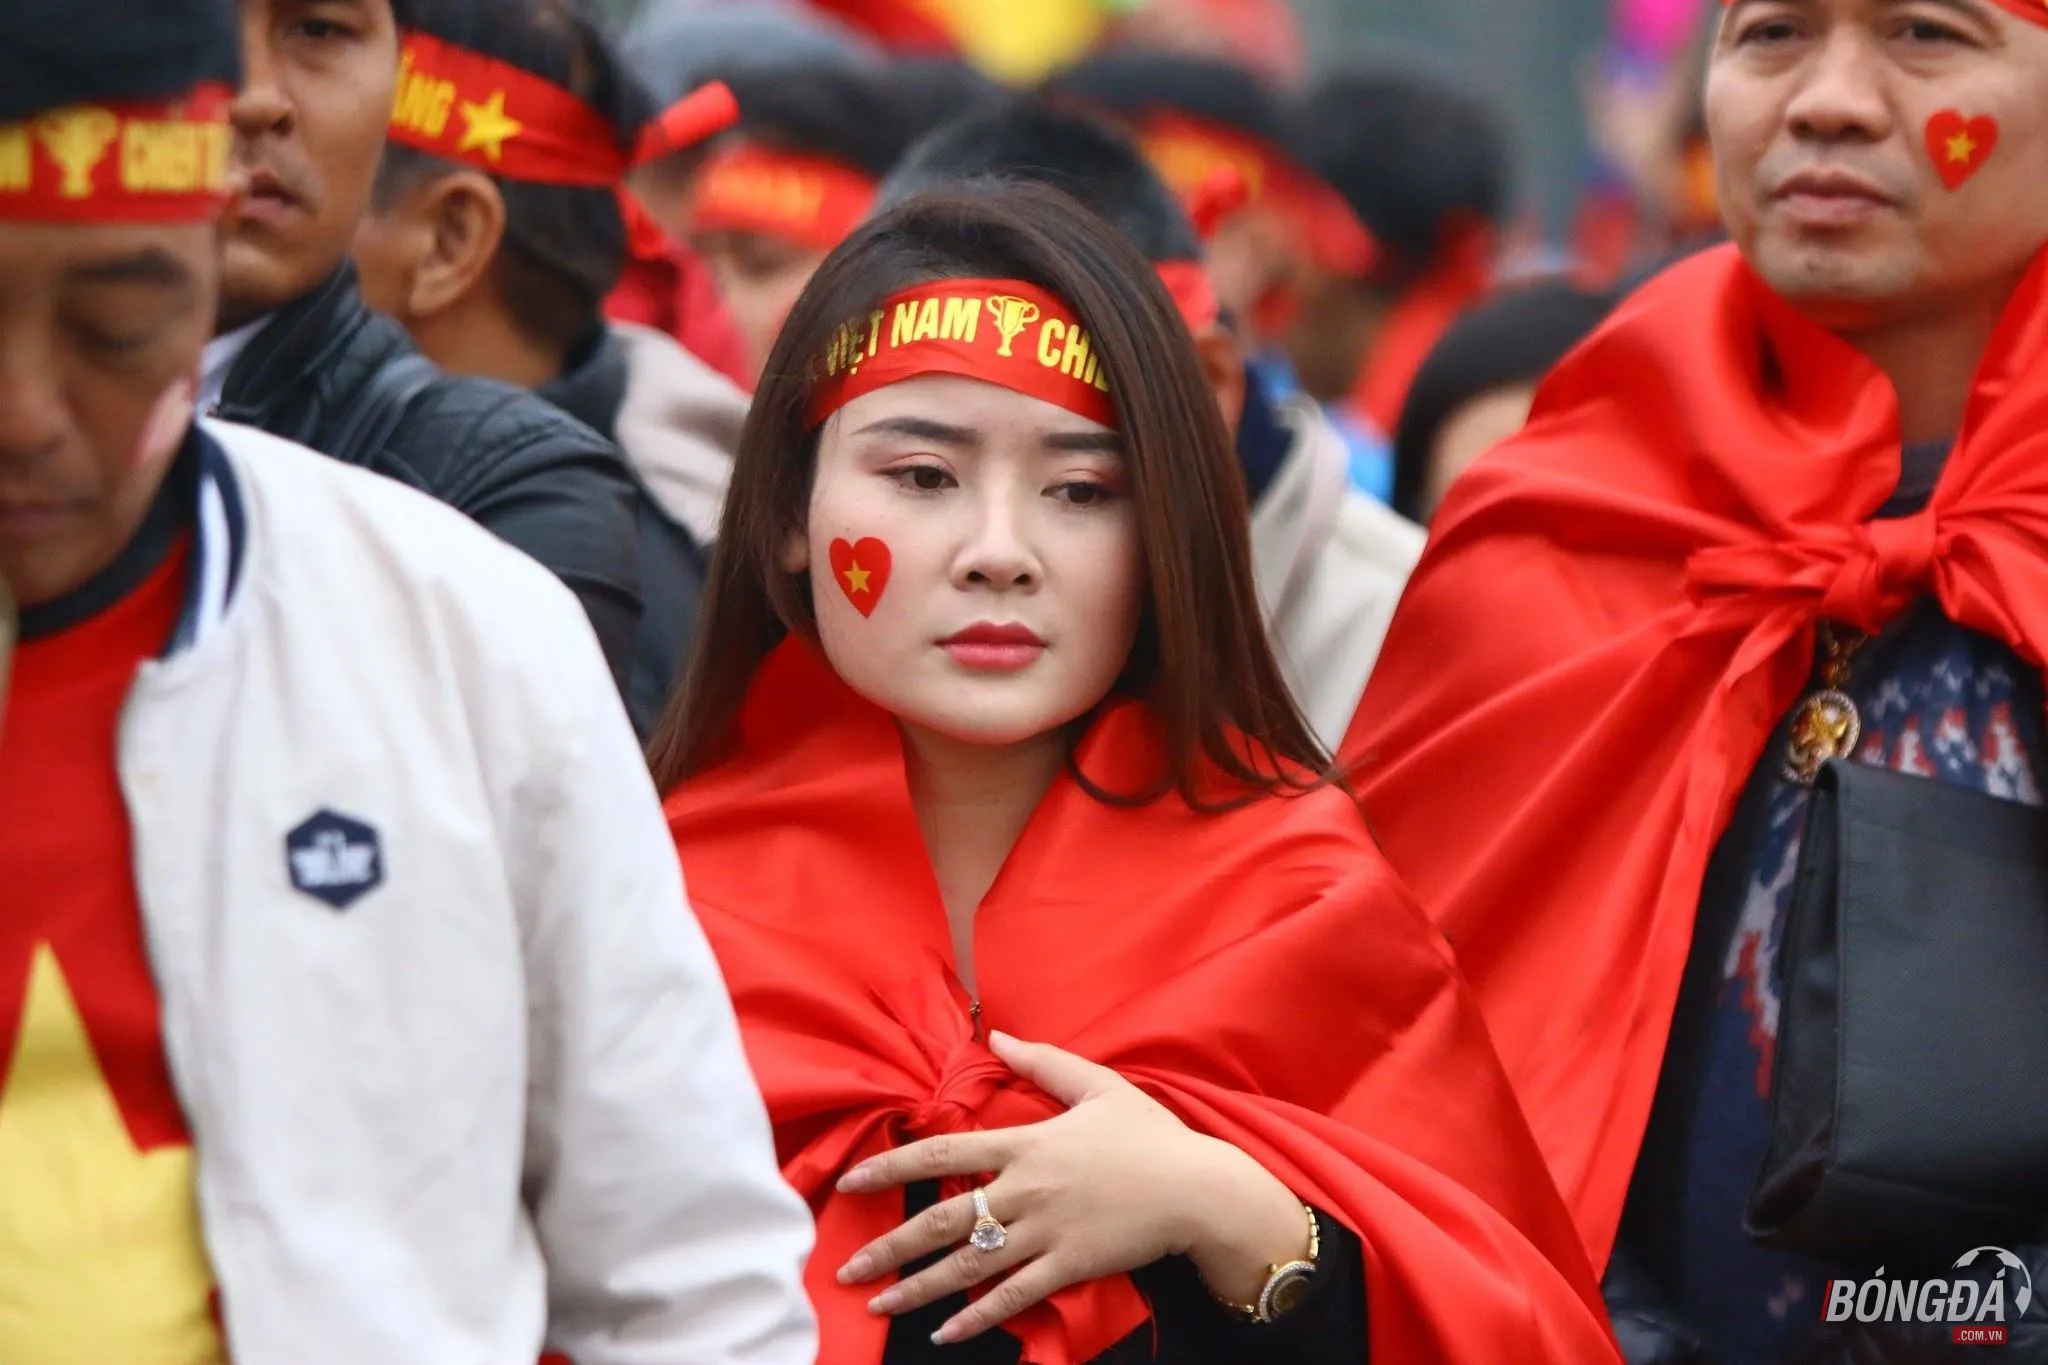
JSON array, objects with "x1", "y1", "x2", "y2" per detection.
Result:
[
  {"x1": 1137, "y1": 111, "x2": 1379, "y2": 278},
  {"x1": 389, "y1": 34, "x2": 739, "y2": 177},
  {"x1": 688, "y1": 143, "x2": 877, "y2": 254},
  {"x1": 1719, "y1": 0, "x2": 2045, "y2": 21},
  {"x1": 0, "y1": 86, "x2": 233, "y2": 223},
  {"x1": 1155, "y1": 260, "x2": 1222, "y2": 333},
  {"x1": 386, "y1": 35, "x2": 743, "y2": 265},
  {"x1": 806, "y1": 279, "x2": 1118, "y2": 430}
]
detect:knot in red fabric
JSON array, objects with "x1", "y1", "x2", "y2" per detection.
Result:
[
  {"x1": 1818, "y1": 513, "x2": 1939, "y2": 629},
  {"x1": 1683, "y1": 512, "x2": 1941, "y2": 634},
  {"x1": 905, "y1": 1043, "x2": 1010, "y2": 1137}
]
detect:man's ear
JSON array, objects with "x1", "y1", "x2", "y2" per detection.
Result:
[
  {"x1": 1192, "y1": 327, "x2": 1250, "y2": 441},
  {"x1": 405, "y1": 169, "x2": 509, "y2": 320}
]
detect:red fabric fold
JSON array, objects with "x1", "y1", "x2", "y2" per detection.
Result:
[
  {"x1": 668, "y1": 640, "x2": 1618, "y2": 1365},
  {"x1": 1340, "y1": 242, "x2": 2048, "y2": 1267}
]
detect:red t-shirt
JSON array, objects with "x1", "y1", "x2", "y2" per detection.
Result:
[{"x1": 0, "y1": 538, "x2": 227, "y2": 1360}]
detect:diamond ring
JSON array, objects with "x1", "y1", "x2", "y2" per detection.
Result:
[{"x1": 969, "y1": 1187, "x2": 1008, "y2": 1253}]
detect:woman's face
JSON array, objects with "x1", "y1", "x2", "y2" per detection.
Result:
[{"x1": 792, "y1": 373, "x2": 1145, "y2": 748}]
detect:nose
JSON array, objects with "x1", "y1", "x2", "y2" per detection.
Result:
[
  {"x1": 0, "y1": 337, "x2": 69, "y2": 470},
  {"x1": 951, "y1": 480, "x2": 1042, "y2": 593},
  {"x1": 230, "y1": 2, "x2": 295, "y2": 143},
  {"x1": 1783, "y1": 25, "x2": 1893, "y2": 147}
]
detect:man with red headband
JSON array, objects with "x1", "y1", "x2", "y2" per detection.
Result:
[
  {"x1": 1344, "y1": 0, "x2": 2048, "y2": 1359},
  {"x1": 878, "y1": 101, "x2": 1424, "y2": 751},
  {"x1": 0, "y1": 0, "x2": 816, "y2": 1357},
  {"x1": 351, "y1": 0, "x2": 750, "y2": 736},
  {"x1": 672, "y1": 58, "x2": 904, "y2": 382},
  {"x1": 1042, "y1": 51, "x2": 1399, "y2": 504},
  {"x1": 211, "y1": 0, "x2": 647, "y2": 694}
]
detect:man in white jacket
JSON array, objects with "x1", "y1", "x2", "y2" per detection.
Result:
[{"x1": 0, "y1": 3, "x2": 817, "y2": 1362}]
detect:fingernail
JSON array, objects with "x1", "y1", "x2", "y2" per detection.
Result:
[
  {"x1": 837, "y1": 1167, "x2": 873, "y2": 1193},
  {"x1": 838, "y1": 1253, "x2": 874, "y2": 1284},
  {"x1": 868, "y1": 1288, "x2": 902, "y2": 1314},
  {"x1": 988, "y1": 1030, "x2": 1016, "y2": 1048},
  {"x1": 931, "y1": 1326, "x2": 956, "y2": 1346}
]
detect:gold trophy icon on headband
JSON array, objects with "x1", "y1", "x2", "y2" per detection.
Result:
[
  {"x1": 36, "y1": 107, "x2": 122, "y2": 198},
  {"x1": 986, "y1": 294, "x2": 1041, "y2": 358}
]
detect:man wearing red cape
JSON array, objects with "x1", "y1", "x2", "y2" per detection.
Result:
[{"x1": 1343, "y1": 0, "x2": 2048, "y2": 1359}]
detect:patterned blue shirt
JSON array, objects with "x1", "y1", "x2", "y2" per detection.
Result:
[{"x1": 1671, "y1": 604, "x2": 2044, "y2": 1363}]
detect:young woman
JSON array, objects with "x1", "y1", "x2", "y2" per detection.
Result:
[{"x1": 653, "y1": 186, "x2": 1616, "y2": 1365}]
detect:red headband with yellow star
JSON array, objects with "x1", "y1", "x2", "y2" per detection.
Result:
[
  {"x1": 0, "y1": 86, "x2": 233, "y2": 223},
  {"x1": 387, "y1": 31, "x2": 738, "y2": 185},
  {"x1": 806, "y1": 278, "x2": 1119, "y2": 431}
]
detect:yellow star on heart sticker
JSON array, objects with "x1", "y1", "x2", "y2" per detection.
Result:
[
  {"x1": 456, "y1": 89, "x2": 523, "y2": 163},
  {"x1": 842, "y1": 562, "x2": 872, "y2": 595},
  {"x1": 1947, "y1": 131, "x2": 1978, "y2": 164}
]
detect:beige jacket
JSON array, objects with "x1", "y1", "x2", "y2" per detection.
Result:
[
  {"x1": 1251, "y1": 396, "x2": 1427, "y2": 752},
  {"x1": 609, "y1": 321, "x2": 748, "y2": 544}
]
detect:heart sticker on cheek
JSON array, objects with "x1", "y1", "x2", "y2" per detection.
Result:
[
  {"x1": 1925, "y1": 111, "x2": 1999, "y2": 191},
  {"x1": 827, "y1": 537, "x2": 892, "y2": 617}
]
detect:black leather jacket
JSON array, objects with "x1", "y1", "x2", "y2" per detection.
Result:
[
  {"x1": 212, "y1": 266, "x2": 643, "y2": 688},
  {"x1": 538, "y1": 328, "x2": 707, "y2": 739}
]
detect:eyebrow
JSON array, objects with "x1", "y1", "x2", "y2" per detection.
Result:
[
  {"x1": 65, "y1": 248, "x2": 195, "y2": 289},
  {"x1": 1724, "y1": 0, "x2": 1994, "y2": 16},
  {"x1": 851, "y1": 415, "x2": 1127, "y2": 456},
  {"x1": 852, "y1": 416, "x2": 980, "y2": 447},
  {"x1": 1041, "y1": 429, "x2": 1126, "y2": 456}
]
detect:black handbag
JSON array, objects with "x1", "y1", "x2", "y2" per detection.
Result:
[{"x1": 1745, "y1": 758, "x2": 2048, "y2": 1261}]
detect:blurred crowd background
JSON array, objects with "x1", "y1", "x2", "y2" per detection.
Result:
[{"x1": 605, "y1": 0, "x2": 1719, "y2": 259}]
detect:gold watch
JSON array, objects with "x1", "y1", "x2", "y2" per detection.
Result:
[{"x1": 1213, "y1": 1203, "x2": 1321, "y2": 1324}]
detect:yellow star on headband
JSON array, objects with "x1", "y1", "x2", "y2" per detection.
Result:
[{"x1": 456, "y1": 89, "x2": 523, "y2": 163}]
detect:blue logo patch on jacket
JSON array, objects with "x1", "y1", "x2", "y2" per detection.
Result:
[{"x1": 285, "y1": 809, "x2": 384, "y2": 910}]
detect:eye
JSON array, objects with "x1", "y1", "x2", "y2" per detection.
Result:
[
  {"x1": 1050, "y1": 479, "x2": 1117, "y2": 507},
  {"x1": 1895, "y1": 16, "x2": 1965, "y2": 44},
  {"x1": 1735, "y1": 17, "x2": 1802, "y2": 45},
  {"x1": 887, "y1": 463, "x2": 954, "y2": 492}
]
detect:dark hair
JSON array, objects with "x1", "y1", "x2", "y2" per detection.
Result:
[
  {"x1": 1041, "y1": 51, "x2": 1289, "y2": 148},
  {"x1": 647, "y1": 185, "x2": 1326, "y2": 804},
  {"x1": 1292, "y1": 65, "x2": 1512, "y2": 274},
  {"x1": 715, "y1": 58, "x2": 928, "y2": 179},
  {"x1": 372, "y1": 0, "x2": 650, "y2": 352},
  {"x1": 1391, "y1": 277, "x2": 1613, "y2": 518},
  {"x1": 878, "y1": 99, "x2": 1203, "y2": 265},
  {"x1": 0, "y1": 0, "x2": 240, "y2": 122},
  {"x1": 886, "y1": 57, "x2": 1010, "y2": 145}
]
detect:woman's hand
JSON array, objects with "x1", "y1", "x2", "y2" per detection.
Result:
[{"x1": 833, "y1": 1032, "x2": 1310, "y2": 1344}]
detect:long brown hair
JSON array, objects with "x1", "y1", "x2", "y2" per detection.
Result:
[{"x1": 647, "y1": 184, "x2": 1328, "y2": 805}]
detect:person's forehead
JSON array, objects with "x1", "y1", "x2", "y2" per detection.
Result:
[{"x1": 831, "y1": 374, "x2": 1120, "y2": 449}]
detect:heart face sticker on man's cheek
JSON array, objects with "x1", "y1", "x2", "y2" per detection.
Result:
[
  {"x1": 1925, "y1": 111, "x2": 1999, "y2": 191},
  {"x1": 827, "y1": 537, "x2": 892, "y2": 617}
]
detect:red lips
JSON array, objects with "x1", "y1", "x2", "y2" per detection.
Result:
[{"x1": 939, "y1": 623, "x2": 1045, "y2": 647}]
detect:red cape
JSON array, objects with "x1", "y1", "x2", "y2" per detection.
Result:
[
  {"x1": 1341, "y1": 243, "x2": 2048, "y2": 1267},
  {"x1": 666, "y1": 640, "x2": 1616, "y2": 1365}
]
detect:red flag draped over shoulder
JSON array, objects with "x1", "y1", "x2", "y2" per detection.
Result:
[
  {"x1": 1339, "y1": 242, "x2": 2048, "y2": 1267},
  {"x1": 666, "y1": 639, "x2": 1618, "y2": 1365}
]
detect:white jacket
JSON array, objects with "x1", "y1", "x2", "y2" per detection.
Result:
[
  {"x1": 1250, "y1": 397, "x2": 1427, "y2": 752},
  {"x1": 126, "y1": 420, "x2": 816, "y2": 1364}
]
